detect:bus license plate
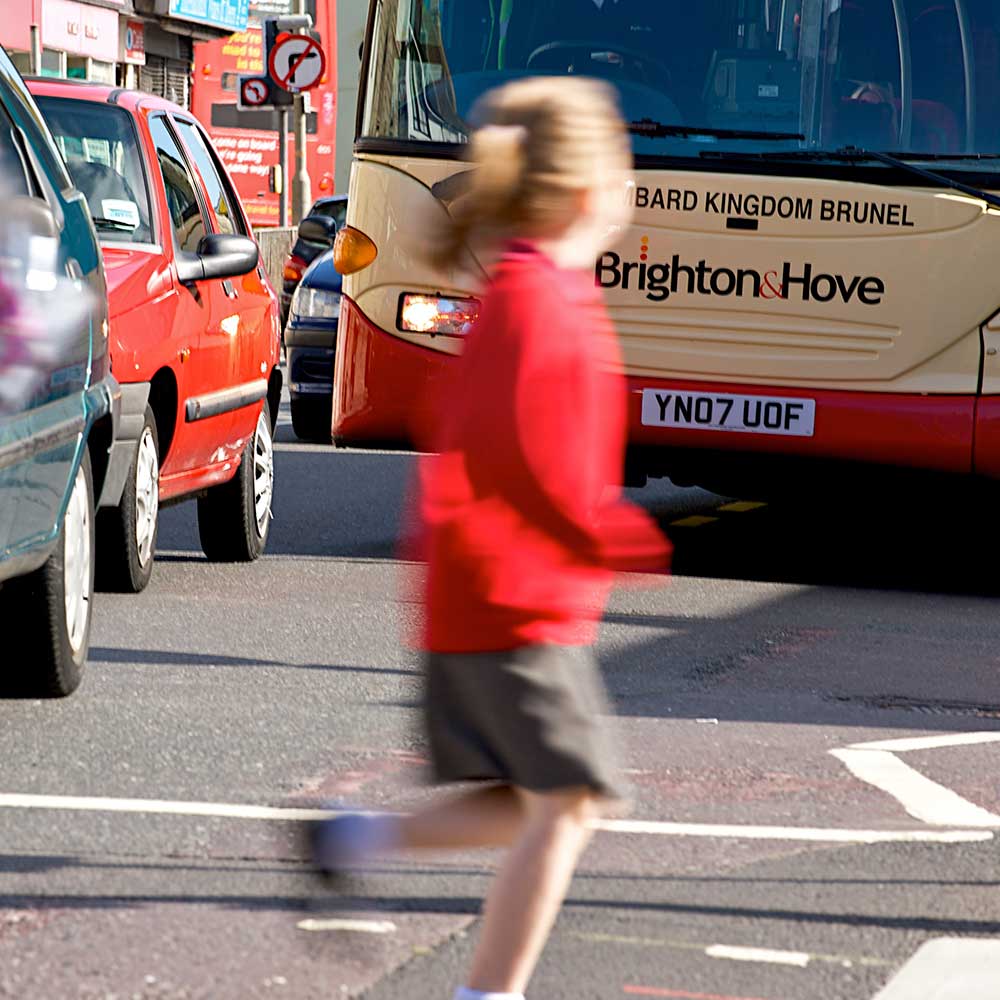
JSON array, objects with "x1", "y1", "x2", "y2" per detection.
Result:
[{"x1": 641, "y1": 389, "x2": 816, "y2": 437}]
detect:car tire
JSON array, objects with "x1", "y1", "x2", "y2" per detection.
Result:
[
  {"x1": 290, "y1": 397, "x2": 332, "y2": 443},
  {"x1": 96, "y1": 405, "x2": 159, "y2": 593},
  {"x1": 197, "y1": 400, "x2": 274, "y2": 562},
  {"x1": 0, "y1": 452, "x2": 95, "y2": 697}
]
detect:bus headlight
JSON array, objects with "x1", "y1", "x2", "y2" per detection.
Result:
[
  {"x1": 290, "y1": 286, "x2": 342, "y2": 320},
  {"x1": 398, "y1": 293, "x2": 479, "y2": 336}
]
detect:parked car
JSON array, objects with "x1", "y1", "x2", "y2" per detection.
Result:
[
  {"x1": 285, "y1": 247, "x2": 341, "y2": 441},
  {"x1": 0, "y1": 50, "x2": 119, "y2": 695},
  {"x1": 29, "y1": 78, "x2": 283, "y2": 593},
  {"x1": 280, "y1": 194, "x2": 347, "y2": 327}
]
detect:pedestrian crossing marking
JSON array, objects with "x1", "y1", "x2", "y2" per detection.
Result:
[{"x1": 831, "y1": 731, "x2": 1000, "y2": 827}]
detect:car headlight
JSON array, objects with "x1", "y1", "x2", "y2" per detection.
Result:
[
  {"x1": 398, "y1": 293, "x2": 479, "y2": 336},
  {"x1": 290, "y1": 286, "x2": 342, "y2": 320}
]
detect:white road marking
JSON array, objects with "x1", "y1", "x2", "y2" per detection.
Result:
[
  {"x1": 596, "y1": 818, "x2": 990, "y2": 843},
  {"x1": 0, "y1": 792, "x2": 991, "y2": 842},
  {"x1": 872, "y1": 938, "x2": 1000, "y2": 998},
  {"x1": 831, "y1": 748, "x2": 1000, "y2": 827},
  {"x1": 573, "y1": 932, "x2": 890, "y2": 968},
  {"x1": 296, "y1": 918, "x2": 396, "y2": 934},
  {"x1": 705, "y1": 944, "x2": 810, "y2": 967},
  {"x1": 849, "y1": 732, "x2": 1000, "y2": 753},
  {"x1": 154, "y1": 550, "x2": 404, "y2": 565},
  {"x1": 0, "y1": 793, "x2": 332, "y2": 821}
]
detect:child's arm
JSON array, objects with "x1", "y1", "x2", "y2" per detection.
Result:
[{"x1": 506, "y1": 305, "x2": 669, "y2": 572}]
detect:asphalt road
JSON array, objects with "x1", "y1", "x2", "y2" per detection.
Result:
[{"x1": 1, "y1": 397, "x2": 999, "y2": 1000}]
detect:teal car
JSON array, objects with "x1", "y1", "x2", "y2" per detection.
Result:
[{"x1": 0, "y1": 49, "x2": 119, "y2": 697}]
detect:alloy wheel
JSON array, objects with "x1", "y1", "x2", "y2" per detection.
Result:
[
  {"x1": 63, "y1": 463, "x2": 92, "y2": 656},
  {"x1": 135, "y1": 426, "x2": 159, "y2": 567},
  {"x1": 253, "y1": 406, "x2": 273, "y2": 536}
]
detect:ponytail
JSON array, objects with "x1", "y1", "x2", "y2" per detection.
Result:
[{"x1": 431, "y1": 77, "x2": 629, "y2": 272}]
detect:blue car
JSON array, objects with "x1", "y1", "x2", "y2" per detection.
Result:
[
  {"x1": 0, "y1": 49, "x2": 119, "y2": 696},
  {"x1": 280, "y1": 195, "x2": 347, "y2": 327},
  {"x1": 285, "y1": 248, "x2": 340, "y2": 442}
]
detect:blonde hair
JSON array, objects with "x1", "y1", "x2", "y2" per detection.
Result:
[{"x1": 434, "y1": 77, "x2": 631, "y2": 270}]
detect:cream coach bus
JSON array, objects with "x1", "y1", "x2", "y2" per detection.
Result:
[{"x1": 331, "y1": 0, "x2": 1000, "y2": 491}]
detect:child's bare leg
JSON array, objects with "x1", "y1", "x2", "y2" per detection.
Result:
[
  {"x1": 397, "y1": 785, "x2": 525, "y2": 849},
  {"x1": 465, "y1": 787, "x2": 596, "y2": 994},
  {"x1": 309, "y1": 786, "x2": 524, "y2": 873}
]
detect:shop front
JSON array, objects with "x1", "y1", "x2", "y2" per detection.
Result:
[
  {"x1": 3, "y1": 0, "x2": 121, "y2": 82},
  {"x1": 2, "y1": 0, "x2": 248, "y2": 109}
]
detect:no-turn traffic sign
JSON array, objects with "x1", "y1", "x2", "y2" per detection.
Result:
[
  {"x1": 268, "y1": 33, "x2": 326, "y2": 93},
  {"x1": 240, "y1": 78, "x2": 270, "y2": 107}
]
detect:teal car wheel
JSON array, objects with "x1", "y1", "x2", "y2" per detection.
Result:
[{"x1": 1, "y1": 451, "x2": 95, "y2": 697}]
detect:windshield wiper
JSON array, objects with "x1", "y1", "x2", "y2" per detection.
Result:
[
  {"x1": 91, "y1": 215, "x2": 136, "y2": 232},
  {"x1": 700, "y1": 145, "x2": 1000, "y2": 210},
  {"x1": 873, "y1": 152, "x2": 1000, "y2": 161},
  {"x1": 628, "y1": 119, "x2": 805, "y2": 143}
]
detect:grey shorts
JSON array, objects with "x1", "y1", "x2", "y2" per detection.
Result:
[{"x1": 424, "y1": 644, "x2": 623, "y2": 799}]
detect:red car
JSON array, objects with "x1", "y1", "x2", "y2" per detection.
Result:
[{"x1": 28, "y1": 79, "x2": 282, "y2": 592}]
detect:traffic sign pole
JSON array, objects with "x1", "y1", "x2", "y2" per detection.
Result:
[
  {"x1": 263, "y1": 13, "x2": 326, "y2": 225},
  {"x1": 292, "y1": 0, "x2": 311, "y2": 224},
  {"x1": 293, "y1": 92, "x2": 311, "y2": 225},
  {"x1": 279, "y1": 107, "x2": 290, "y2": 227},
  {"x1": 292, "y1": 0, "x2": 312, "y2": 224}
]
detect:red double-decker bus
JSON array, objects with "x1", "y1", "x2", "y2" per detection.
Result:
[{"x1": 191, "y1": 1, "x2": 338, "y2": 228}]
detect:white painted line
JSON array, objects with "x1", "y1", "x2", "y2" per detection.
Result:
[
  {"x1": 706, "y1": 944, "x2": 810, "y2": 967},
  {"x1": 831, "y1": 749, "x2": 1000, "y2": 827},
  {"x1": 872, "y1": 938, "x2": 1000, "y2": 998},
  {"x1": 573, "y1": 931, "x2": 890, "y2": 968},
  {"x1": 0, "y1": 793, "x2": 332, "y2": 821},
  {"x1": 296, "y1": 918, "x2": 396, "y2": 934},
  {"x1": 0, "y1": 792, "x2": 992, "y2": 843},
  {"x1": 849, "y1": 732, "x2": 1000, "y2": 753},
  {"x1": 593, "y1": 818, "x2": 990, "y2": 843}
]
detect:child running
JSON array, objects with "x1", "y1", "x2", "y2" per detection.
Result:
[{"x1": 307, "y1": 76, "x2": 671, "y2": 1000}]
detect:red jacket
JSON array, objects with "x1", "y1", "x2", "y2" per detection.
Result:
[{"x1": 416, "y1": 243, "x2": 670, "y2": 653}]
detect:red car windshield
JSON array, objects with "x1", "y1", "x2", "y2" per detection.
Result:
[{"x1": 35, "y1": 96, "x2": 154, "y2": 244}]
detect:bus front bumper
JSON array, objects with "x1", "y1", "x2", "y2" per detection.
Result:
[
  {"x1": 626, "y1": 375, "x2": 976, "y2": 482},
  {"x1": 332, "y1": 299, "x2": 1000, "y2": 481}
]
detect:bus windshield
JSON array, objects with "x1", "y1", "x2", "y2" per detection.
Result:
[{"x1": 361, "y1": 0, "x2": 1000, "y2": 163}]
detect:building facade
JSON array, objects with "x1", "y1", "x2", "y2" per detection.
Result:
[{"x1": 3, "y1": 0, "x2": 250, "y2": 107}]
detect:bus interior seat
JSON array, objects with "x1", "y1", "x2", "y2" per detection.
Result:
[
  {"x1": 830, "y1": 92, "x2": 897, "y2": 148},
  {"x1": 827, "y1": 0, "x2": 901, "y2": 147},
  {"x1": 909, "y1": 100, "x2": 961, "y2": 153}
]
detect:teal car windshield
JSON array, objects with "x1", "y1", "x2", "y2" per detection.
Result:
[{"x1": 362, "y1": 0, "x2": 1000, "y2": 163}]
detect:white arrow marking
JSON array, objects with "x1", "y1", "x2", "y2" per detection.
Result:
[
  {"x1": 831, "y1": 730, "x2": 1000, "y2": 827},
  {"x1": 849, "y1": 732, "x2": 1000, "y2": 753},
  {"x1": 872, "y1": 938, "x2": 1000, "y2": 998}
]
